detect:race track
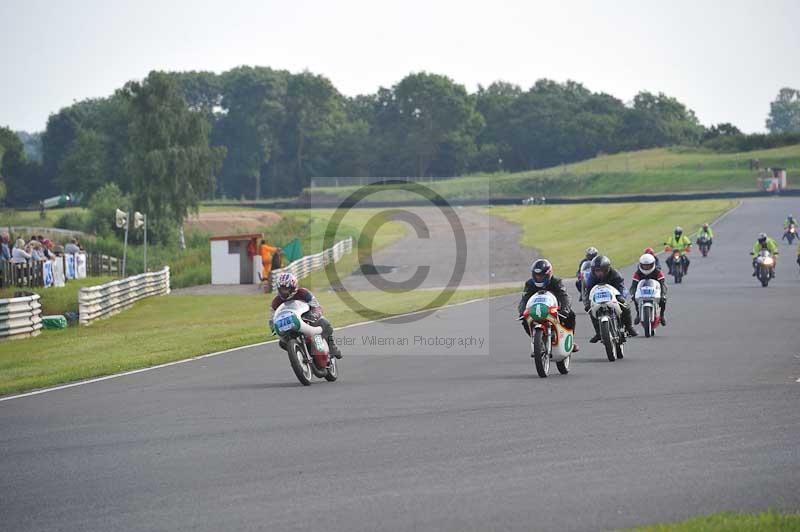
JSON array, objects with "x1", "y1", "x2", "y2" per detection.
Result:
[{"x1": 1, "y1": 198, "x2": 799, "y2": 532}]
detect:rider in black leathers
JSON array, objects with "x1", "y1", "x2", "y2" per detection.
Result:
[
  {"x1": 518, "y1": 259, "x2": 580, "y2": 352},
  {"x1": 583, "y1": 255, "x2": 638, "y2": 342}
]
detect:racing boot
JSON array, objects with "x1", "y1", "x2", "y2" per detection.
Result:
[
  {"x1": 589, "y1": 316, "x2": 601, "y2": 343},
  {"x1": 327, "y1": 336, "x2": 343, "y2": 359}
]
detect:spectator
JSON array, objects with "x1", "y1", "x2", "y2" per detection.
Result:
[
  {"x1": 64, "y1": 238, "x2": 80, "y2": 255},
  {"x1": 30, "y1": 241, "x2": 46, "y2": 262},
  {"x1": 11, "y1": 238, "x2": 31, "y2": 263},
  {"x1": 41, "y1": 239, "x2": 54, "y2": 260},
  {"x1": 53, "y1": 244, "x2": 65, "y2": 257},
  {"x1": 1, "y1": 233, "x2": 10, "y2": 261}
]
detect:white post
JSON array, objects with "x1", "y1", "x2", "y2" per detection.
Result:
[
  {"x1": 122, "y1": 219, "x2": 129, "y2": 277},
  {"x1": 143, "y1": 215, "x2": 148, "y2": 272}
]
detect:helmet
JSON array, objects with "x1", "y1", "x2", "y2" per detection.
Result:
[
  {"x1": 277, "y1": 272, "x2": 298, "y2": 300},
  {"x1": 644, "y1": 247, "x2": 656, "y2": 256},
  {"x1": 674, "y1": 226, "x2": 683, "y2": 237},
  {"x1": 591, "y1": 255, "x2": 611, "y2": 281},
  {"x1": 585, "y1": 246, "x2": 598, "y2": 261},
  {"x1": 703, "y1": 223, "x2": 709, "y2": 230},
  {"x1": 530, "y1": 259, "x2": 553, "y2": 288},
  {"x1": 758, "y1": 232, "x2": 767, "y2": 244},
  {"x1": 638, "y1": 253, "x2": 656, "y2": 274}
]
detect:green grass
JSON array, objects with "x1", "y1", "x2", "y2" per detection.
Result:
[
  {"x1": 0, "y1": 207, "x2": 85, "y2": 229},
  {"x1": 485, "y1": 199, "x2": 736, "y2": 275},
  {"x1": 622, "y1": 511, "x2": 800, "y2": 531},
  {"x1": 304, "y1": 144, "x2": 800, "y2": 203},
  {"x1": 0, "y1": 276, "x2": 115, "y2": 315},
  {"x1": 0, "y1": 287, "x2": 506, "y2": 396}
]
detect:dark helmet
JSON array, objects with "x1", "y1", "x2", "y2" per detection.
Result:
[
  {"x1": 591, "y1": 255, "x2": 611, "y2": 280},
  {"x1": 585, "y1": 246, "x2": 598, "y2": 261},
  {"x1": 530, "y1": 259, "x2": 553, "y2": 288},
  {"x1": 758, "y1": 232, "x2": 767, "y2": 244},
  {"x1": 674, "y1": 226, "x2": 683, "y2": 237}
]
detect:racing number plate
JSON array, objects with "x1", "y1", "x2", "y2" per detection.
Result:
[
  {"x1": 275, "y1": 314, "x2": 295, "y2": 333},
  {"x1": 593, "y1": 289, "x2": 612, "y2": 303}
]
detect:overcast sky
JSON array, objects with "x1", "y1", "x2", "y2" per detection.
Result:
[{"x1": 2, "y1": 0, "x2": 798, "y2": 133}]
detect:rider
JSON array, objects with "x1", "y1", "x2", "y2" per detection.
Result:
[
  {"x1": 664, "y1": 226, "x2": 692, "y2": 275},
  {"x1": 630, "y1": 253, "x2": 668, "y2": 327},
  {"x1": 584, "y1": 255, "x2": 638, "y2": 341},
  {"x1": 271, "y1": 272, "x2": 343, "y2": 359},
  {"x1": 784, "y1": 214, "x2": 797, "y2": 229},
  {"x1": 643, "y1": 247, "x2": 661, "y2": 270},
  {"x1": 575, "y1": 246, "x2": 599, "y2": 299},
  {"x1": 696, "y1": 223, "x2": 714, "y2": 249},
  {"x1": 751, "y1": 233, "x2": 779, "y2": 278},
  {"x1": 518, "y1": 258, "x2": 580, "y2": 353}
]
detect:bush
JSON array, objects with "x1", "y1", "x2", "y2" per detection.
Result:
[
  {"x1": 54, "y1": 211, "x2": 87, "y2": 231},
  {"x1": 86, "y1": 183, "x2": 128, "y2": 237}
]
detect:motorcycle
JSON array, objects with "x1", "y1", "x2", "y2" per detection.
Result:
[
  {"x1": 783, "y1": 224, "x2": 797, "y2": 244},
  {"x1": 588, "y1": 284, "x2": 625, "y2": 362},
  {"x1": 272, "y1": 300, "x2": 338, "y2": 386},
  {"x1": 752, "y1": 249, "x2": 775, "y2": 288},
  {"x1": 521, "y1": 291, "x2": 574, "y2": 378},
  {"x1": 578, "y1": 261, "x2": 592, "y2": 303},
  {"x1": 697, "y1": 235, "x2": 711, "y2": 257},
  {"x1": 634, "y1": 279, "x2": 661, "y2": 338},
  {"x1": 665, "y1": 246, "x2": 689, "y2": 284}
]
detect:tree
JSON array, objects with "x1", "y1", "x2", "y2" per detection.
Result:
[
  {"x1": 766, "y1": 87, "x2": 800, "y2": 133},
  {"x1": 213, "y1": 66, "x2": 287, "y2": 198},
  {"x1": 58, "y1": 128, "x2": 108, "y2": 198},
  {"x1": 123, "y1": 71, "x2": 225, "y2": 231}
]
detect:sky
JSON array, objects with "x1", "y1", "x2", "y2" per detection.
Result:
[{"x1": 1, "y1": 0, "x2": 799, "y2": 133}]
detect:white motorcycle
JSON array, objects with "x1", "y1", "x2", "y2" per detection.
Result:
[
  {"x1": 588, "y1": 284, "x2": 625, "y2": 362},
  {"x1": 578, "y1": 261, "x2": 592, "y2": 303},
  {"x1": 635, "y1": 279, "x2": 661, "y2": 338},
  {"x1": 521, "y1": 291, "x2": 575, "y2": 378},
  {"x1": 272, "y1": 300, "x2": 338, "y2": 386}
]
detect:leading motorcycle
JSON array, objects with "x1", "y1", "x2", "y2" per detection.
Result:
[
  {"x1": 588, "y1": 284, "x2": 626, "y2": 362},
  {"x1": 752, "y1": 249, "x2": 775, "y2": 288},
  {"x1": 272, "y1": 300, "x2": 339, "y2": 385},
  {"x1": 521, "y1": 291, "x2": 575, "y2": 378}
]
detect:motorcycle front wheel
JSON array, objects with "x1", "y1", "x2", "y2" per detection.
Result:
[
  {"x1": 288, "y1": 339, "x2": 313, "y2": 386},
  {"x1": 600, "y1": 319, "x2": 616, "y2": 362},
  {"x1": 643, "y1": 306, "x2": 653, "y2": 338},
  {"x1": 532, "y1": 328, "x2": 550, "y2": 378}
]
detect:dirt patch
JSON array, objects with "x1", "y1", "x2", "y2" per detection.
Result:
[{"x1": 185, "y1": 211, "x2": 282, "y2": 235}]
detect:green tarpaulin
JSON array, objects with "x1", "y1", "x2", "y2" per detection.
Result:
[
  {"x1": 282, "y1": 239, "x2": 303, "y2": 263},
  {"x1": 42, "y1": 315, "x2": 68, "y2": 330}
]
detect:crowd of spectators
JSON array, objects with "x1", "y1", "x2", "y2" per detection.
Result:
[{"x1": 1, "y1": 233, "x2": 84, "y2": 265}]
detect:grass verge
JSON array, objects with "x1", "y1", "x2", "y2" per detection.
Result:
[
  {"x1": 484, "y1": 199, "x2": 737, "y2": 275},
  {"x1": 0, "y1": 287, "x2": 510, "y2": 396},
  {"x1": 622, "y1": 511, "x2": 800, "y2": 531}
]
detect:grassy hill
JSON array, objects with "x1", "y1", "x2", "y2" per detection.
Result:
[{"x1": 303, "y1": 144, "x2": 800, "y2": 203}]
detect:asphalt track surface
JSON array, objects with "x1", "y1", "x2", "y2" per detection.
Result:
[{"x1": 2, "y1": 198, "x2": 799, "y2": 532}]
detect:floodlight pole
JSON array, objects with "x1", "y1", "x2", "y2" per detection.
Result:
[
  {"x1": 122, "y1": 218, "x2": 129, "y2": 278},
  {"x1": 143, "y1": 214, "x2": 148, "y2": 272}
]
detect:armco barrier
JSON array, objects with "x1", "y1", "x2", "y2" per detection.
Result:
[
  {"x1": 269, "y1": 238, "x2": 352, "y2": 291},
  {"x1": 0, "y1": 294, "x2": 42, "y2": 340},
  {"x1": 79, "y1": 267, "x2": 170, "y2": 326}
]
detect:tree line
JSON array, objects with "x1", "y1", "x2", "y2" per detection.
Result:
[{"x1": 2, "y1": 68, "x2": 799, "y2": 212}]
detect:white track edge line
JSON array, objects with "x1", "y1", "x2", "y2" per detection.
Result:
[{"x1": 0, "y1": 292, "x2": 511, "y2": 403}]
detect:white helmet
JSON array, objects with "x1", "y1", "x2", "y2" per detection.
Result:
[{"x1": 638, "y1": 253, "x2": 656, "y2": 275}]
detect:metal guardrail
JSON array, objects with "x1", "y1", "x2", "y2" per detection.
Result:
[
  {"x1": 269, "y1": 238, "x2": 353, "y2": 291},
  {"x1": 79, "y1": 267, "x2": 170, "y2": 326},
  {"x1": 0, "y1": 294, "x2": 42, "y2": 340}
]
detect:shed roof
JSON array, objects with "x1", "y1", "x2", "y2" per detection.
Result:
[{"x1": 209, "y1": 233, "x2": 263, "y2": 242}]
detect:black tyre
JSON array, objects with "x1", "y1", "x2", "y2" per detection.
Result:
[
  {"x1": 556, "y1": 356, "x2": 570, "y2": 375},
  {"x1": 600, "y1": 320, "x2": 616, "y2": 362},
  {"x1": 760, "y1": 269, "x2": 770, "y2": 287},
  {"x1": 615, "y1": 337, "x2": 625, "y2": 359},
  {"x1": 288, "y1": 339, "x2": 312, "y2": 386},
  {"x1": 532, "y1": 328, "x2": 549, "y2": 378},
  {"x1": 324, "y1": 357, "x2": 338, "y2": 382},
  {"x1": 643, "y1": 306, "x2": 653, "y2": 338}
]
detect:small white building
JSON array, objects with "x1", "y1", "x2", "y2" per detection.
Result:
[{"x1": 210, "y1": 233, "x2": 263, "y2": 285}]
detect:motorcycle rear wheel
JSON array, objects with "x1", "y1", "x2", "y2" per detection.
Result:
[
  {"x1": 600, "y1": 320, "x2": 616, "y2": 362},
  {"x1": 288, "y1": 339, "x2": 313, "y2": 386},
  {"x1": 532, "y1": 328, "x2": 549, "y2": 378}
]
